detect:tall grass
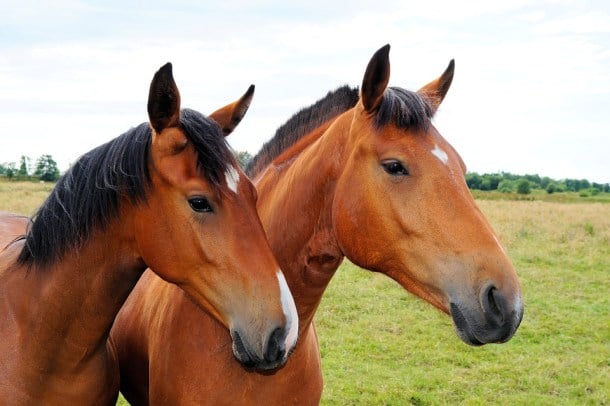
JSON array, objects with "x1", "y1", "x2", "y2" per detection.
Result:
[{"x1": 0, "y1": 182, "x2": 607, "y2": 404}]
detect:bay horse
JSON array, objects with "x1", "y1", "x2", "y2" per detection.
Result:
[
  {"x1": 0, "y1": 63, "x2": 297, "y2": 404},
  {"x1": 111, "y1": 45, "x2": 524, "y2": 404}
]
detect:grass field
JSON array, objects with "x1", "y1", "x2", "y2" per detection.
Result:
[
  {"x1": 316, "y1": 199, "x2": 609, "y2": 405},
  {"x1": 0, "y1": 180, "x2": 55, "y2": 215},
  {"x1": 1, "y1": 180, "x2": 608, "y2": 405}
]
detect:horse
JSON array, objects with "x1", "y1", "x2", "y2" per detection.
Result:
[
  {"x1": 111, "y1": 45, "x2": 524, "y2": 404},
  {"x1": 0, "y1": 63, "x2": 297, "y2": 405}
]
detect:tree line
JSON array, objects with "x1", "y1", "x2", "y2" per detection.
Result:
[
  {"x1": 2, "y1": 152, "x2": 608, "y2": 196},
  {"x1": 0, "y1": 155, "x2": 60, "y2": 182},
  {"x1": 466, "y1": 172, "x2": 610, "y2": 195}
]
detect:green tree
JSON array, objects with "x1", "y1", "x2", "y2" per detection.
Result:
[
  {"x1": 18, "y1": 155, "x2": 30, "y2": 177},
  {"x1": 540, "y1": 176, "x2": 552, "y2": 189},
  {"x1": 524, "y1": 174, "x2": 541, "y2": 188},
  {"x1": 5, "y1": 162, "x2": 17, "y2": 179},
  {"x1": 498, "y1": 180, "x2": 514, "y2": 193},
  {"x1": 466, "y1": 173, "x2": 482, "y2": 189},
  {"x1": 236, "y1": 151, "x2": 253, "y2": 170},
  {"x1": 579, "y1": 179, "x2": 590, "y2": 190},
  {"x1": 483, "y1": 174, "x2": 502, "y2": 190},
  {"x1": 34, "y1": 154, "x2": 60, "y2": 182},
  {"x1": 517, "y1": 179, "x2": 531, "y2": 195}
]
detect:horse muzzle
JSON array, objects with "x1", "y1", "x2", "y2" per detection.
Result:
[
  {"x1": 230, "y1": 326, "x2": 296, "y2": 371},
  {"x1": 450, "y1": 283, "x2": 524, "y2": 346}
]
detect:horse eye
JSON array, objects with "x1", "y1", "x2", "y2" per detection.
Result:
[
  {"x1": 188, "y1": 197, "x2": 213, "y2": 213},
  {"x1": 382, "y1": 160, "x2": 409, "y2": 176}
]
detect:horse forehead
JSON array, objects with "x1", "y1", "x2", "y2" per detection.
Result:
[
  {"x1": 367, "y1": 126, "x2": 465, "y2": 173},
  {"x1": 401, "y1": 127, "x2": 454, "y2": 160},
  {"x1": 368, "y1": 125, "x2": 437, "y2": 152},
  {"x1": 152, "y1": 127, "x2": 188, "y2": 154},
  {"x1": 431, "y1": 143, "x2": 450, "y2": 165}
]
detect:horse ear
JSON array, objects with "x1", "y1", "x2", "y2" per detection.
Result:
[
  {"x1": 361, "y1": 44, "x2": 391, "y2": 113},
  {"x1": 418, "y1": 59, "x2": 454, "y2": 112},
  {"x1": 209, "y1": 84, "x2": 255, "y2": 136},
  {"x1": 148, "y1": 62, "x2": 181, "y2": 133}
]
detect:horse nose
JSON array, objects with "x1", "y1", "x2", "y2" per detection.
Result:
[
  {"x1": 231, "y1": 324, "x2": 294, "y2": 371},
  {"x1": 481, "y1": 285, "x2": 504, "y2": 326},
  {"x1": 264, "y1": 327, "x2": 285, "y2": 364},
  {"x1": 480, "y1": 284, "x2": 523, "y2": 342}
]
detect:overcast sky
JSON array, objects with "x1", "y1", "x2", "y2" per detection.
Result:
[{"x1": 1, "y1": 0, "x2": 609, "y2": 183}]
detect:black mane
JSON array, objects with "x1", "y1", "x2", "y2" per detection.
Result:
[
  {"x1": 18, "y1": 108, "x2": 233, "y2": 266},
  {"x1": 246, "y1": 86, "x2": 360, "y2": 176},
  {"x1": 245, "y1": 85, "x2": 434, "y2": 177},
  {"x1": 375, "y1": 87, "x2": 434, "y2": 131}
]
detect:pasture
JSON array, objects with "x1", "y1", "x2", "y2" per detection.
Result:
[{"x1": 1, "y1": 180, "x2": 608, "y2": 404}]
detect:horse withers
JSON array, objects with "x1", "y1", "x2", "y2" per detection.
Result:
[
  {"x1": 0, "y1": 64, "x2": 297, "y2": 404},
  {"x1": 111, "y1": 45, "x2": 523, "y2": 404}
]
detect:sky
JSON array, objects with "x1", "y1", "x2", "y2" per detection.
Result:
[{"x1": 1, "y1": 0, "x2": 609, "y2": 183}]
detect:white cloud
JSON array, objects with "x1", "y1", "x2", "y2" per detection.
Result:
[{"x1": 1, "y1": 0, "x2": 609, "y2": 183}]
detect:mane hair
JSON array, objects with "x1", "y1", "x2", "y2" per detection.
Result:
[
  {"x1": 246, "y1": 85, "x2": 360, "y2": 176},
  {"x1": 375, "y1": 87, "x2": 434, "y2": 131},
  {"x1": 245, "y1": 85, "x2": 435, "y2": 177},
  {"x1": 18, "y1": 108, "x2": 233, "y2": 267}
]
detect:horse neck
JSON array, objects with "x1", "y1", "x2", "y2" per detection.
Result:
[
  {"x1": 255, "y1": 111, "x2": 354, "y2": 330},
  {"x1": 3, "y1": 213, "x2": 144, "y2": 372}
]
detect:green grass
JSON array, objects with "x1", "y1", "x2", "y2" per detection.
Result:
[
  {"x1": 316, "y1": 200, "x2": 609, "y2": 405},
  {"x1": 1, "y1": 180, "x2": 608, "y2": 404}
]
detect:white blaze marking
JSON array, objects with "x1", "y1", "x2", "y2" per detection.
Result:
[
  {"x1": 225, "y1": 166, "x2": 240, "y2": 194},
  {"x1": 277, "y1": 271, "x2": 299, "y2": 351},
  {"x1": 431, "y1": 144, "x2": 449, "y2": 165}
]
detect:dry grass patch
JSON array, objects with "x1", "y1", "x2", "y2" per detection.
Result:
[{"x1": 0, "y1": 180, "x2": 54, "y2": 215}]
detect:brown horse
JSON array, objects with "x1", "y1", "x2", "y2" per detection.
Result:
[
  {"x1": 0, "y1": 63, "x2": 297, "y2": 404},
  {"x1": 111, "y1": 45, "x2": 524, "y2": 404}
]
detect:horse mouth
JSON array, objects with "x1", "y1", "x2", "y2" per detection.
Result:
[
  {"x1": 449, "y1": 302, "x2": 522, "y2": 346},
  {"x1": 450, "y1": 303, "x2": 484, "y2": 346}
]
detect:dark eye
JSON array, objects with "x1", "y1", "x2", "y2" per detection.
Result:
[
  {"x1": 188, "y1": 197, "x2": 213, "y2": 213},
  {"x1": 382, "y1": 160, "x2": 409, "y2": 176}
]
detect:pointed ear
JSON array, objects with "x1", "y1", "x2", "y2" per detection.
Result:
[
  {"x1": 209, "y1": 85, "x2": 255, "y2": 136},
  {"x1": 361, "y1": 44, "x2": 391, "y2": 112},
  {"x1": 418, "y1": 59, "x2": 454, "y2": 112},
  {"x1": 148, "y1": 62, "x2": 181, "y2": 133}
]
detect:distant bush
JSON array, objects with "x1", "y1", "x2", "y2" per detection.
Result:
[
  {"x1": 517, "y1": 180, "x2": 531, "y2": 195},
  {"x1": 498, "y1": 180, "x2": 514, "y2": 193},
  {"x1": 465, "y1": 171, "x2": 608, "y2": 194}
]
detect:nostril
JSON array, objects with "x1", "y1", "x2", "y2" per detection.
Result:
[
  {"x1": 264, "y1": 327, "x2": 285, "y2": 363},
  {"x1": 483, "y1": 285, "x2": 505, "y2": 325},
  {"x1": 488, "y1": 287, "x2": 500, "y2": 315},
  {"x1": 232, "y1": 330, "x2": 246, "y2": 356}
]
